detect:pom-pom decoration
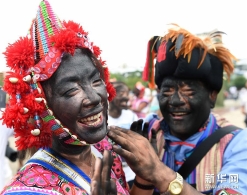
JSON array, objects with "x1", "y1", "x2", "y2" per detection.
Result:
[
  {"x1": 3, "y1": 72, "x2": 31, "y2": 95},
  {"x1": 3, "y1": 37, "x2": 35, "y2": 73},
  {"x1": 1, "y1": 0, "x2": 115, "y2": 151}
]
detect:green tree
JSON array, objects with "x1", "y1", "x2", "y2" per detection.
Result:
[{"x1": 110, "y1": 71, "x2": 147, "y2": 90}]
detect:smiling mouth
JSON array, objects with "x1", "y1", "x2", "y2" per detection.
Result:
[
  {"x1": 78, "y1": 112, "x2": 103, "y2": 126},
  {"x1": 170, "y1": 112, "x2": 189, "y2": 119}
]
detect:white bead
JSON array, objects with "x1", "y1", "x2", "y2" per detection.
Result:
[
  {"x1": 80, "y1": 141, "x2": 87, "y2": 145},
  {"x1": 37, "y1": 88, "x2": 42, "y2": 94},
  {"x1": 48, "y1": 109, "x2": 53, "y2": 115},
  {"x1": 9, "y1": 77, "x2": 18, "y2": 83},
  {"x1": 23, "y1": 107, "x2": 29, "y2": 114},
  {"x1": 63, "y1": 128, "x2": 69, "y2": 133},
  {"x1": 71, "y1": 135, "x2": 77, "y2": 140},
  {"x1": 42, "y1": 98, "x2": 47, "y2": 104},
  {"x1": 55, "y1": 119, "x2": 61, "y2": 125},
  {"x1": 23, "y1": 75, "x2": 31, "y2": 82},
  {"x1": 31, "y1": 129, "x2": 40, "y2": 136},
  {"x1": 35, "y1": 98, "x2": 43, "y2": 103}
]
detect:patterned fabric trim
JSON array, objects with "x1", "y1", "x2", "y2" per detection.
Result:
[
  {"x1": 1, "y1": 186, "x2": 62, "y2": 195},
  {"x1": 196, "y1": 133, "x2": 234, "y2": 191},
  {"x1": 26, "y1": 148, "x2": 91, "y2": 194}
]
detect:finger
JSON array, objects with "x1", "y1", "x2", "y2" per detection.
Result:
[
  {"x1": 151, "y1": 129, "x2": 157, "y2": 140},
  {"x1": 102, "y1": 150, "x2": 113, "y2": 180},
  {"x1": 136, "y1": 119, "x2": 143, "y2": 135},
  {"x1": 108, "y1": 126, "x2": 135, "y2": 141},
  {"x1": 102, "y1": 150, "x2": 113, "y2": 193},
  {"x1": 108, "y1": 126, "x2": 144, "y2": 152},
  {"x1": 130, "y1": 121, "x2": 138, "y2": 132},
  {"x1": 142, "y1": 122, "x2": 149, "y2": 139},
  {"x1": 91, "y1": 157, "x2": 102, "y2": 195},
  {"x1": 90, "y1": 180, "x2": 100, "y2": 195},
  {"x1": 150, "y1": 129, "x2": 158, "y2": 155},
  {"x1": 110, "y1": 179, "x2": 117, "y2": 195},
  {"x1": 112, "y1": 144, "x2": 136, "y2": 161}
]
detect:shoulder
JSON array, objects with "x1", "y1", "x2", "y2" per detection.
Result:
[
  {"x1": 1, "y1": 164, "x2": 62, "y2": 195},
  {"x1": 144, "y1": 113, "x2": 160, "y2": 123},
  {"x1": 226, "y1": 128, "x2": 247, "y2": 145},
  {"x1": 215, "y1": 129, "x2": 247, "y2": 194},
  {"x1": 122, "y1": 109, "x2": 138, "y2": 119}
]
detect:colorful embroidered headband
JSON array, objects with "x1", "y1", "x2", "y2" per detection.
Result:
[{"x1": 1, "y1": 0, "x2": 116, "y2": 150}]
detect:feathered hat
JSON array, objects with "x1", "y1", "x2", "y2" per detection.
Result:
[
  {"x1": 1, "y1": 0, "x2": 116, "y2": 150},
  {"x1": 143, "y1": 24, "x2": 237, "y2": 90}
]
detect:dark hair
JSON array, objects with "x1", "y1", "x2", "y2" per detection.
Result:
[
  {"x1": 111, "y1": 81, "x2": 129, "y2": 93},
  {"x1": 132, "y1": 87, "x2": 141, "y2": 97}
]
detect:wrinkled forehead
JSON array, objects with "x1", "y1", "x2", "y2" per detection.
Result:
[
  {"x1": 161, "y1": 76, "x2": 205, "y2": 88},
  {"x1": 41, "y1": 49, "x2": 99, "y2": 86}
]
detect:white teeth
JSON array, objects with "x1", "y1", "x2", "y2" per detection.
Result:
[
  {"x1": 173, "y1": 112, "x2": 186, "y2": 116},
  {"x1": 79, "y1": 116, "x2": 101, "y2": 126},
  {"x1": 80, "y1": 112, "x2": 101, "y2": 123}
]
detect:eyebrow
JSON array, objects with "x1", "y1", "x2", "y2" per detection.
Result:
[
  {"x1": 56, "y1": 76, "x2": 79, "y2": 88},
  {"x1": 56, "y1": 68, "x2": 100, "y2": 87}
]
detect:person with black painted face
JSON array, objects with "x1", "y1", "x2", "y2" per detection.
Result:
[
  {"x1": 109, "y1": 81, "x2": 138, "y2": 130},
  {"x1": 108, "y1": 25, "x2": 247, "y2": 195},
  {"x1": 0, "y1": 1, "x2": 151, "y2": 195}
]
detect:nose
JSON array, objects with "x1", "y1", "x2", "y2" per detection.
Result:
[
  {"x1": 82, "y1": 88, "x2": 101, "y2": 108},
  {"x1": 169, "y1": 92, "x2": 185, "y2": 107}
]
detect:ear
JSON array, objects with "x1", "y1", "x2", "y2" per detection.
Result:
[{"x1": 209, "y1": 90, "x2": 218, "y2": 108}]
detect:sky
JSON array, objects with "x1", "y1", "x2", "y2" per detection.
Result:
[{"x1": 0, "y1": 0, "x2": 246, "y2": 73}]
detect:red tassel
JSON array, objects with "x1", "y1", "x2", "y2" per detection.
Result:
[
  {"x1": 63, "y1": 21, "x2": 87, "y2": 35},
  {"x1": 50, "y1": 29, "x2": 77, "y2": 55},
  {"x1": 103, "y1": 66, "x2": 116, "y2": 101},
  {"x1": 3, "y1": 36, "x2": 35, "y2": 72},
  {"x1": 1, "y1": 103, "x2": 30, "y2": 129},
  {"x1": 23, "y1": 93, "x2": 46, "y2": 115},
  {"x1": 142, "y1": 37, "x2": 156, "y2": 89},
  {"x1": 92, "y1": 45, "x2": 101, "y2": 57},
  {"x1": 15, "y1": 122, "x2": 52, "y2": 150},
  {"x1": 3, "y1": 72, "x2": 30, "y2": 95}
]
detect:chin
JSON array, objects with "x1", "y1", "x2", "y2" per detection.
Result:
[{"x1": 84, "y1": 125, "x2": 108, "y2": 144}]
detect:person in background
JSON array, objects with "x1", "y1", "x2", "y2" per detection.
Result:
[
  {"x1": 108, "y1": 24, "x2": 247, "y2": 195},
  {"x1": 109, "y1": 81, "x2": 138, "y2": 129},
  {"x1": 108, "y1": 81, "x2": 138, "y2": 188},
  {"x1": 0, "y1": 87, "x2": 15, "y2": 191},
  {"x1": 130, "y1": 82, "x2": 150, "y2": 119},
  {"x1": 238, "y1": 81, "x2": 247, "y2": 126},
  {"x1": 0, "y1": 115, "x2": 14, "y2": 191}
]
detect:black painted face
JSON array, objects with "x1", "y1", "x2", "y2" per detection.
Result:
[
  {"x1": 159, "y1": 76, "x2": 215, "y2": 140},
  {"x1": 111, "y1": 84, "x2": 129, "y2": 110},
  {"x1": 43, "y1": 49, "x2": 108, "y2": 144}
]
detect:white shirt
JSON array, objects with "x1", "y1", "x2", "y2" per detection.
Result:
[
  {"x1": 108, "y1": 109, "x2": 138, "y2": 129},
  {"x1": 0, "y1": 112, "x2": 14, "y2": 191}
]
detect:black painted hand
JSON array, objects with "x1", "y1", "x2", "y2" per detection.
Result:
[
  {"x1": 107, "y1": 126, "x2": 163, "y2": 183},
  {"x1": 90, "y1": 150, "x2": 117, "y2": 195},
  {"x1": 130, "y1": 119, "x2": 158, "y2": 155}
]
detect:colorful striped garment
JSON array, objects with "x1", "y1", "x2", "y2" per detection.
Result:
[
  {"x1": 145, "y1": 113, "x2": 246, "y2": 195},
  {"x1": 0, "y1": 137, "x2": 129, "y2": 195}
]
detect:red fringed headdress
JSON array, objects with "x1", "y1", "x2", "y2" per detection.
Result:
[{"x1": 1, "y1": 0, "x2": 116, "y2": 150}]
